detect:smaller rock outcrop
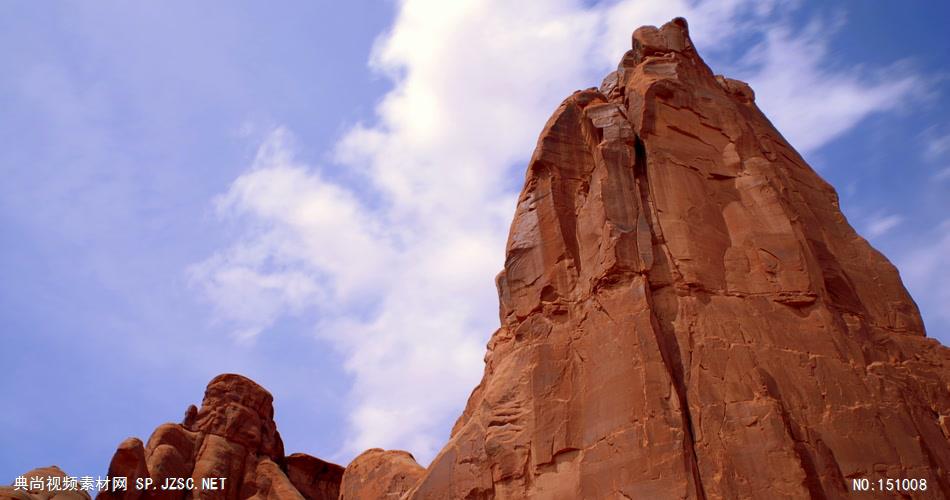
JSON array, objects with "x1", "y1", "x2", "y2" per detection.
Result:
[
  {"x1": 1, "y1": 466, "x2": 91, "y2": 500},
  {"x1": 339, "y1": 449, "x2": 424, "y2": 500},
  {"x1": 98, "y1": 374, "x2": 341, "y2": 500},
  {"x1": 284, "y1": 454, "x2": 342, "y2": 500}
]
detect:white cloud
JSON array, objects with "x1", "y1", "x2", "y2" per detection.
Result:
[
  {"x1": 866, "y1": 213, "x2": 904, "y2": 238},
  {"x1": 192, "y1": 0, "x2": 928, "y2": 465},
  {"x1": 192, "y1": 126, "x2": 497, "y2": 461},
  {"x1": 919, "y1": 128, "x2": 950, "y2": 180}
]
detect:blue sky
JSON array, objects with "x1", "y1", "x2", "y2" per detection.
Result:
[{"x1": 2, "y1": 0, "x2": 948, "y2": 482}]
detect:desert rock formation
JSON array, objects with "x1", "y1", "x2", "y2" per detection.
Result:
[
  {"x1": 1, "y1": 467, "x2": 92, "y2": 500},
  {"x1": 7, "y1": 16, "x2": 950, "y2": 500},
  {"x1": 97, "y1": 374, "x2": 343, "y2": 500},
  {"x1": 395, "y1": 17, "x2": 950, "y2": 500},
  {"x1": 338, "y1": 450, "x2": 424, "y2": 500},
  {"x1": 284, "y1": 454, "x2": 343, "y2": 500}
]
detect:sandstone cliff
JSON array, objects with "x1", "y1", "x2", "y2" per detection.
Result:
[{"x1": 349, "y1": 17, "x2": 950, "y2": 500}]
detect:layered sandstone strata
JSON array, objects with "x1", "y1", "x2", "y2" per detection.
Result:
[{"x1": 380, "y1": 17, "x2": 950, "y2": 500}]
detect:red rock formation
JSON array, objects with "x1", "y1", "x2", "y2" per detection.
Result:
[
  {"x1": 339, "y1": 449, "x2": 424, "y2": 500},
  {"x1": 98, "y1": 374, "x2": 342, "y2": 500},
  {"x1": 284, "y1": 454, "x2": 343, "y2": 500},
  {"x1": 395, "y1": 17, "x2": 950, "y2": 499},
  {"x1": 0, "y1": 467, "x2": 91, "y2": 500}
]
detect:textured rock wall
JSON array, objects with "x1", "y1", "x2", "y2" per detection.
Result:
[{"x1": 402, "y1": 18, "x2": 950, "y2": 500}]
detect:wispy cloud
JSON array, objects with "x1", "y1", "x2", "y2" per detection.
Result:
[
  {"x1": 866, "y1": 213, "x2": 904, "y2": 238},
  {"x1": 192, "y1": 0, "x2": 929, "y2": 464},
  {"x1": 192, "y1": 126, "x2": 495, "y2": 459},
  {"x1": 918, "y1": 127, "x2": 950, "y2": 181},
  {"x1": 924, "y1": 130, "x2": 950, "y2": 161},
  {"x1": 898, "y1": 220, "x2": 950, "y2": 337}
]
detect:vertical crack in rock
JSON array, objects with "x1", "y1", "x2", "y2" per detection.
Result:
[{"x1": 634, "y1": 133, "x2": 708, "y2": 500}]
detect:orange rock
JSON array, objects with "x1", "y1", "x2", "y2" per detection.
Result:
[
  {"x1": 403, "y1": 17, "x2": 950, "y2": 500},
  {"x1": 97, "y1": 374, "x2": 342, "y2": 500},
  {"x1": 245, "y1": 459, "x2": 303, "y2": 500},
  {"x1": 1, "y1": 466, "x2": 91, "y2": 500},
  {"x1": 339, "y1": 449, "x2": 424, "y2": 500},
  {"x1": 284, "y1": 454, "x2": 343, "y2": 500},
  {"x1": 99, "y1": 439, "x2": 147, "y2": 500}
]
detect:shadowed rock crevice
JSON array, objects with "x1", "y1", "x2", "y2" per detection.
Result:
[{"x1": 634, "y1": 133, "x2": 708, "y2": 500}]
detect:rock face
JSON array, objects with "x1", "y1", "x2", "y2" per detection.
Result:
[
  {"x1": 398, "y1": 17, "x2": 950, "y2": 499},
  {"x1": 338, "y1": 449, "x2": 424, "y2": 500},
  {"x1": 98, "y1": 374, "x2": 343, "y2": 500},
  {"x1": 284, "y1": 454, "x2": 342, "y2": 500}
]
